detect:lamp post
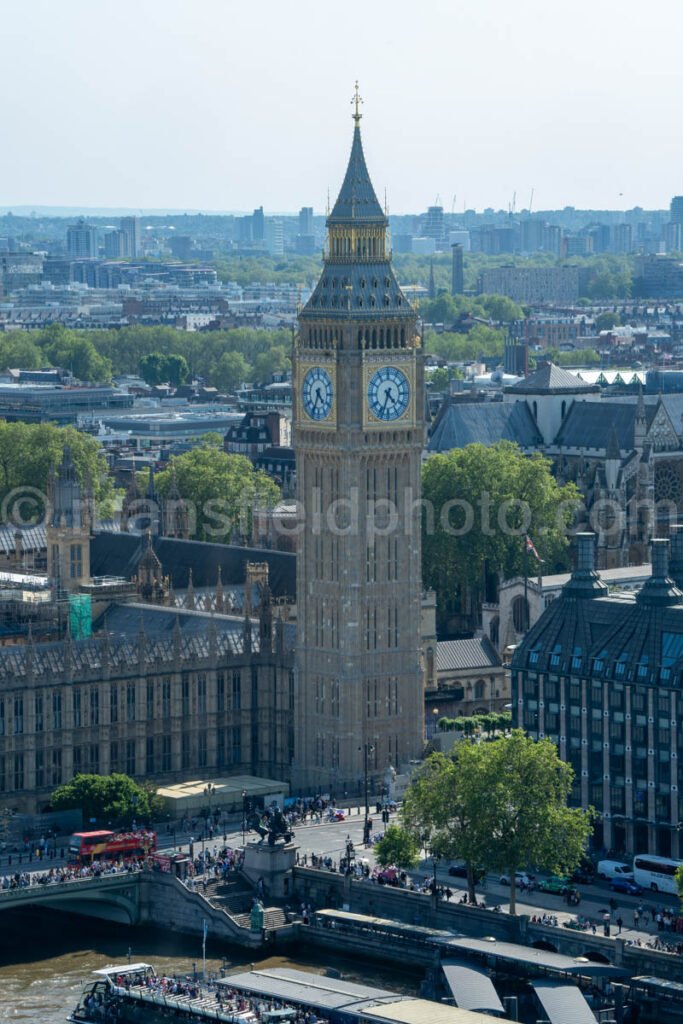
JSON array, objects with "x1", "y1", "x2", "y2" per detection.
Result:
[
  {"x1": 204, "y1": 783, "x2": 215, "y2": 824},
  {"x1": 360, "y1": 742, "x2": 375, "y2": 841},
  {"x1": 241, "y1": 789, "x2": 247, "y2": 848}
]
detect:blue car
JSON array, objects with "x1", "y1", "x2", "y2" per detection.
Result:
[{"x1": 610, "y1": 878, "x2": 642, "y2": 895}]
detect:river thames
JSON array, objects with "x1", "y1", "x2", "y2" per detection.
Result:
[{"x1": 0, "y1": 907, "x2": 420, "y2": 1022}]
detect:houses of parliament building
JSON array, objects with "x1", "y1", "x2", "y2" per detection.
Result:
[{"x1": 0, "y1": 93, "x2": 427, "y2": 812}]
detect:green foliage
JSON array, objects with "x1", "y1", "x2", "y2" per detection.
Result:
[
  {"x1": 373, "y1": 825, "x2": 421, "y2": 869},
  {"x1": 51, "y1": 773, "x2": 161, "y2": 827},
  {"x1": 0, "y1": 421, "x2": 114, "y2": 520},
  {"x1": 402, "y1": 734, "x2": 593, "y2": 911},
  {"x1": 38, "y1": 324, "x2": 112, "y2": 382},
  {"x1": 0, "y1": 333, "x2": 44, "y2": 370},
  {"x1": 437, "y1": 712, "x2": 512, "y2": 735},
  {"x1": 27, "y1": 324, "x2": 292, "y2": 389},
  {"x1": 139, "y1": 351, "x2": 189, "y2": 386},
  {"x1": 154, "y1": 444, "x2": 280, "y2": 542},
  {"x1": 676, "y1": 863, "x2": 683, "y2": 906},
  {"x1": 547, "y1": 347, "x2": 601, "y2": 367},
  {"x1": 425, "y1": 326, "x2": 505, "y2": 364},
  {"x1": 212, "y1": 351, "x2": 251, "y2": 393},
  {"x1": 421, "y1": 442, "x2": 579, "y2": 629},
  {"x1": 595, "y1": 312, "x2": 620, "y2": 332}
]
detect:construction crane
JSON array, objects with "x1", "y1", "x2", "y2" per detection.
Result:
[
  {"x1": 528, "y1": 188, "x2": 535, "y2": 215},
  {"x1": 451, "y1": 194, "x2": 457, "y2": 214}
]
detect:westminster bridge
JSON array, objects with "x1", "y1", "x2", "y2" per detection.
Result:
[{"x1": 1, "y1": 865, "x2": 682, "y2": 984}]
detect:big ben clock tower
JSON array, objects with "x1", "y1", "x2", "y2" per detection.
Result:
[{"x1": 293, "y1": 86, "x2": 425, "y2": 792}]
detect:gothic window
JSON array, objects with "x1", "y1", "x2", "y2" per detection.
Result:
[
  {"x1": 126, "y1": 738, "x2": 137, "y2": 776},
  {"x1": 72, "y1": 690, "x2": 80, "y2": 729},
  {"x1": 52, "y1": 691, "x2": 62, "y2": 729},
  {"x1": 474, "y1": 679, "x2": 486, "y2": 701},
  {"x1": 162, "y1": 679, "x2": 171, "y2": 717},
  {"x1": 232, "y1": 671, "x2": 241, "y2": 710},
  {"x1": 34, "y1": 695, "x2": 43, "y2": 733},
  {"x1": 73, "y1": 746, "x2": 82, "y2": 775},
  {"x1": 490, "y1": 616, "x2": 500, "y2": 647},
  {"x1": 162, "y1": 735, "x2": 172, "y2": 772},
  {"x1": 512, "y1": 596, "x2": 529, "y2": 632},
  {"x1": 13, "y1": 697, "x2": 23, "y2": 735},
  {"x1": 217, "y1": 673, "x2": 225, "y2": 712},
  {"x1": 90, "y1": 690, "x2": 99, "y2": 726},
  {"x1": 69, "y1": 543, "x2": 82, "y2": 579},
  {"x1": 126, "y1": 683, "x2": 136, "y2": 722},
  {"x1": 35, "y1": 750, "x2": 44, "y2": 789},
  {"x1": 197, "y1": 731, "x2": 207, "y2": 768},
  {"x1": 14, "y1": 754, "x2": 23, "y2": 792},
  {"x1": 146, "y1": 737, "x2": 155, "y2": 775},
  {"x1": 232, "y1": 726, "x2": 242, "y2": 764},
  {"x1": 197, "y1": 675, "x2": 206, "y2": 714},
  {"x1": 331, "y1": 680, "x2": 340, "y2": 718}
]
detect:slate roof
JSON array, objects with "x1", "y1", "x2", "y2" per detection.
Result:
[
  {"x1": 506, "y1": 362, "x2": 599, "y2": 395},
  {"x1": 328, "y1": 124, "x2": 386, "y2": 224},
  {"x1": 436, "y1": 636, "x2": 501, "y2": 673},
  {"x1": 89, "y1": 533, "x2": 296, "y2": 598},
  {"x1": 513, "y1": 549, "x2": 683, "y2": 687},
  {"x1": 301, "y1": 261, "x2": 414, "y2": 321},
  {"x1": 0, "y1": 628, "x2": 267, "y2": 683},
  {"x1": 428, "y1": 399, "x2": 543, "y2": 452},
  {"x1": 554, "y1": 400, "x2": 656, "y2": 450},
  {"x1": 0, "y1": 524, "x2": 46, "y2": 554}
]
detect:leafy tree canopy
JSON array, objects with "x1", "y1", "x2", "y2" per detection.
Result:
[
  {"x1": 154, "y1": 443, "x2": 280, "y2": 542},
  {"x1": 38, "y1": 324, "x2": 112, "y2": 382},
  {"x1": 51, "y1": 773, "x2": 161, "y2": 828},
  {"x1": 0, "y1": 421, "x2": 115, "y2": 523},
  {"x1": 421, "y1": 442, "x2": 579, "y2": 628},
  {"x1": 139, "y1": 351, "x2": 189, "y2": 386},
  {"x1": 402, "y1": 735, "x2": 593, "y2": 910},
  {"x1": 373, "y1": 825, "x2": 421, "y2": 869}
]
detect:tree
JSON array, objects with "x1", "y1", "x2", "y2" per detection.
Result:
[
  {"x1": 373, "y1": 825, "x2": 421, "y2": 869},
  {"x1": 213, "y1": 351, "x2": 251, "y2": 393},
  {"x1": 51, "y1": 773, "x2": 161, "y2": 828},
  {"x1": 154, "y1": 445, "x2": 280, "y2": 542},
  {"x1": 422, "y1": 442, "x2": 579, "y2": 630},
  {"x1": 595, "y1": 312, "x2": 620, "y2": 332},
  {"x1": 0, "y1": 333, "x2": 43, "y2": 370},
  {"x1": 38, "y1": 324, "x2": 112, "y2": 382},
  {"x1": 478, "y1": 294, "x2": 524, "y2": 323},
  {"x1": 402, "y1": 735, "x2": 593, "y2": 911},
  {"x1": 139, "y1": 351, "x2": 189, "y2": 386},
  {"x1": 0, "y1": 421, "x2": 115, "y2": 522}
]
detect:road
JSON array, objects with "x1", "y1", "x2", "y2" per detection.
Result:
[{"x1": 5, "y1": 809, "x2": 680, "y2": 950}]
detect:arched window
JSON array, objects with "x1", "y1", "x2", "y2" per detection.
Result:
[
  {"x1": 474, "y1": 679, "x2": 486, "y2": 701},
  {"x1": 512, "y1": 595, "x2": 529, "y2": 632}
]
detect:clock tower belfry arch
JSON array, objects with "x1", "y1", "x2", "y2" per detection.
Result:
[{"x1": 293, "y1": 87, "x2": 425, "y2": 793}]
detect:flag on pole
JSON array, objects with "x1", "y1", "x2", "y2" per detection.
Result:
[{"x1": 525, "y1": 535, "x2": 543, "y2": 562}]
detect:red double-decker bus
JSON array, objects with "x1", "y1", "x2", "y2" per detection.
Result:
[{"x1": 69, "y1": 830, "x2": 156, "y2": 864}]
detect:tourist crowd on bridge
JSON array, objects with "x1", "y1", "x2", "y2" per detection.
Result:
[{"x1": 0, "y1": 857, "x2": 147, "y2": 891}]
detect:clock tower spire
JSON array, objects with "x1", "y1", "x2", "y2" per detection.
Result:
[{"x1": 293, "y1": 91, "x2": 425, "y2": 793}]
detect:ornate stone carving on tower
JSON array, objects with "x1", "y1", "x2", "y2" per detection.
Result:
[
  {"x1": 293, "y1": 86, "x2": 425, "y2": 791},
  {"x1": 47, "y1": 445, "x2": 91, "y2": 593}
]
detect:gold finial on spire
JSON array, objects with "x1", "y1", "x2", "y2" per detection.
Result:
[{"x1": 351, "y1": 80, "x2": 363, "y2": 124}]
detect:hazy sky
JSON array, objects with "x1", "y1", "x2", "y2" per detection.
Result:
[{"x1": 4, "y1": 0, "x2": 683, "y2": 214}]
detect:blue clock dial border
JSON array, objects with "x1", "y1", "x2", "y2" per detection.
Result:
[
  {"x1": 367, "y1": 366, "x2": 410, "y2": 421},
  {"x1": 302, "y1": 366, "x2": 334, "y2": 421}
]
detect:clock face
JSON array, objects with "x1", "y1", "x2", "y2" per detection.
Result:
[
  {"x1": 302, "y1": 366, "x2": 334, "y2": 421},
  {"x1": 367, "y1": 366, "x2": 410, "y2": 421}
]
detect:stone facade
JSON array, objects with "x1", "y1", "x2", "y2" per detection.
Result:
[{"x1": 292, "y1": 107, "x2": 425, "y2": 792}]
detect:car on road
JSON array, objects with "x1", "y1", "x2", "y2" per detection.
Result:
[
  {"x1": 499, "y1": 872, "x2": 531, "y2": 887},
  {"x1": 538, "y1": 875, "x2": 570, "y2": 895},
  {"x1": 610, "y1": 878, "x2": 643, "y2": 896},
  {"x1": 571, "y1": 868, "x2": 595, "y2": 885},
  {"x1": 448, "y1": 863, "x2": 485, "y2": 882}
]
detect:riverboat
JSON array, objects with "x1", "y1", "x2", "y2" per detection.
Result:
[
  {"x1": 66, "y1": 962, "x2": 305, "y2": 1024},
  {"x1": 68, "y1": 963, "x2": 500, "y2": 1024}
]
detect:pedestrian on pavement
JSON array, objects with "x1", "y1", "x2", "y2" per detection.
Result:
[
  {"x1": 634, "y1": 910, "x2": 640, "y2": 929},
  {"x1": 616, "y1": 915, "x2": 623, "y2": 934}
]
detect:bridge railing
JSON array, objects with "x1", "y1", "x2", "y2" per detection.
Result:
[{"x1": 0, "y1": 867, "x2": 144, "y2": 903}]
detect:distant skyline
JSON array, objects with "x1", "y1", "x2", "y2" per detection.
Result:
[{"x1": 5, "y1": 0, "x2": 683, "y2": 214}]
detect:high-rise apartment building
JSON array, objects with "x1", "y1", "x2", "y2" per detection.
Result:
[
  {"x1": 66, "y1": 219, "x2": 98, "y2": 259},
  {"x1": 120, "y1": 216, "x2": 140, "y2": 257},
  {"x1": 298, "y1": 207, "x2": 314, "y2": 235},
  {"x1": 293, "y1": 95, "x2": 425, "y2": 791},
  {"x1": 670, "y1": 196, "x2": 683, "y2": 225},
  {"x1": 252, "y1": 206, "x2": 265, "y2": 242}
]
